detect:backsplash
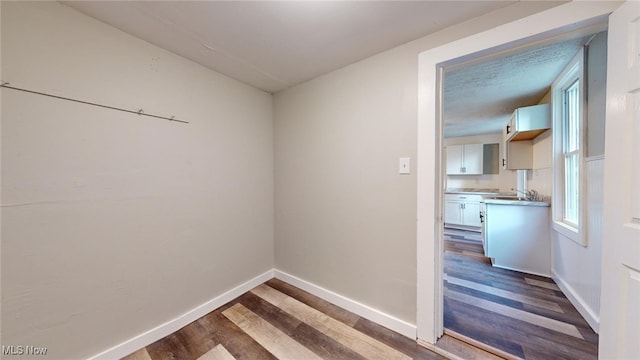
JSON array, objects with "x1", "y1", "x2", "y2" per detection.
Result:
[
  {"x1": 447, "y1": 168, "x2": 550, "y2": 196},
  {"x1": 446, "y1": 172, "x2": 517, "y2": 193},
  {"x1": 527, "y1": 167, "x2": 552, "y2": 202}
]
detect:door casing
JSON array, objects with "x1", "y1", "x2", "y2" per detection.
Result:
[{"x1": 416, "y1": 1, "x2": 620, "y2": 345}]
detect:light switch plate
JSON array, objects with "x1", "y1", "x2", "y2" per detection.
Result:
[{"x1": 399, "y1": 157, "x2": 410, "y2": 174}]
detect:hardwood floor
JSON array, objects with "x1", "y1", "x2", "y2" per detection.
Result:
[
  {"x1": 122, "y1": 230, "x2": 597, "y2": 360},
  {"x1": 443, "y1": 229, "x2": 599, "y2": 359},
  {"x1": 123, "y1": 279, "x2": 446, "y2": 360}
]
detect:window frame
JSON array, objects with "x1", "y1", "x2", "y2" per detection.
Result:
[{"x1": 552, "y1": 48, "x2": 586, "y2": 245}]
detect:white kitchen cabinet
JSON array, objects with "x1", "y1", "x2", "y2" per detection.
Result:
[
  {"x1": 502, "y1": 104, "x2": 550, "y2": 170},
  {"x1": 503, "y1": 104, "x2": 551, "y2": 142},
  {"x1": 503, "y1": 140, "x2": 534, "y2": 170},
  {"x1": 444, "y1": 194, "x2": 482, "y2": 228},
  {"x1": 484, "y1": 202, "x2": 550, "y2": 276},
  {"x1": 444, "y1": 199, "x2": 463, "y2": 224},
  {"x1": 462, "y1": 202, "x2": 482, "y2": 227},
  {"x1": 446, "y1": 145, "x2": 464, "y2": 175},
  {"x1": 446, "y1": 144, "x2": 483, "y2": 175}
]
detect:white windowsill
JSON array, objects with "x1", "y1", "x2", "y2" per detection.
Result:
[{"x1": 553, "y1": 220, "x2": 585, "y2": 246}]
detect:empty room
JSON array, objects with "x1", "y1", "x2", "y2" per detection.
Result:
[{"x1": 1, "y1": 1, "x2": 638, "y2": 359}]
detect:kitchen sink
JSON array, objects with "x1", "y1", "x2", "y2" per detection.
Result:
[
  {"x1": 484, "y1": 195, "x2": 550, "y2": 207},
  {"x1": 486, "y1": 196, "x2": 528, "y2": 201}
]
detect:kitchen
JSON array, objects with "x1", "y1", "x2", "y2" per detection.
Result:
[{"x1": 439, "y1": 28, "x2": 608, "y2": 358}]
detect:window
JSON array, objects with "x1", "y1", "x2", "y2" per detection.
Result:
[
  {"x1": 563, "y1": 80, "x2": 580, "y2": 226},
  {"x1": 552, "y1": 48, "x2": 585, "y2": 245}
]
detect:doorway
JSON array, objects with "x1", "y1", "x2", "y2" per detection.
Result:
[
  {"x1": 416, "y1": 1, "x2": 616, "y2": 349},
  {"x1": 437, "y1": 28, "x2": 605, "y2": 358}
]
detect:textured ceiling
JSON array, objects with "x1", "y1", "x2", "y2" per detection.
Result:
[
  {"x1": 443, "y1": 35, "x2": 594, "y2": 138},
  {"x1": 62, "y1": 1, "x2": 532, "y2": 93}
]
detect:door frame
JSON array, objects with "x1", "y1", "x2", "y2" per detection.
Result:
[{"x1": 416, "y1": 1, "x2": 619, "y2": 344}]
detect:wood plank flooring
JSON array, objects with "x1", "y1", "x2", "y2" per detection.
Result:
[
  {"x1": 123, "y1": 279, "x2": 446, "y2": 360},
  {"x1": 443, "y1": 229, "x2": 599, "y2": 359}
]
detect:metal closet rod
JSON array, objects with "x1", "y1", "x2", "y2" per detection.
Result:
[{"x1": 0, "y1": 81, "x2": 189, "y2": 124}]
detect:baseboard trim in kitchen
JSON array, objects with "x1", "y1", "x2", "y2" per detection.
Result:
[
  {"x1": 274, "y1": 269, "x2": 417, "y2": 339},
  {"x1": 88, "y1": 269, "x2": 275, "y2": 360},
  {"x1": 551, "y1": 270, "x2": 600, "y2": 333},
  {"x1": 491, "y1": 263, "x2": 550, "y2": 278}
]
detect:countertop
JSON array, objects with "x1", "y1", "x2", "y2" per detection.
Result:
[
  {"x1": 445, "y1": 188, "x2": 508, "y2": 195},
  {"x1": 446, "y1": 188, "x2": 550, "y2": 206},
  {"x1": 483, "y1": 198, "x2": 550, "y2": 207}
]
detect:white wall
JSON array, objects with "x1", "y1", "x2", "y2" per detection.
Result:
[
  {"x1": 528, "y1": 90, "x2": 553, "y2": 201},
  {"x1": 551, "y1": 158, "x2": 604, "y2": 332},
  {"x1": 1, "y1": 2, "x2": 273, "y2": 358},
  {"x1": 586, "y1": 32, "x2": 607, "y2": 157},
  {"x1": 529, "y1": 31, "x2": 608, "y2": 331},
  {"x1": 444, "y1": 133, "x2": 516, "y2": 191},
  {"x1": 274, "y1": 2, "x2": 563, "y2": 325},
  {"x1": 528, "y1": 131, "x2": 553, "y2": 201}
]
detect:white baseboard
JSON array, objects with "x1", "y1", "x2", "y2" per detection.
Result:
[
  {"x1": 89, "y1": 269, "x2": 274, "y2": 360},
  {"x1": 90, "y1": 268, "x2": 418, "y2": 359},
  {"x1": 492, "y1": 264, "x2": 550, "y2": 278},
  {"x1": 551, "y1": 270, "x2": 600, "y2": 333},
  {"x1": 274, "y1": 269, "x2": 417, "y2": 339}
]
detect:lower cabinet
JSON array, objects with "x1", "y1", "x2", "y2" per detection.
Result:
[
  {"x1": 444, "y1": 194, "x2": 482, "y2": 228},
  {"x1": 484, "y1": 202, "x2": 550, "y2": 276}
]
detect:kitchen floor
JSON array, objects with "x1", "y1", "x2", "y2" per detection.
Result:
[{"x1": 443, "y1": 229, "x2": 599, "y2": 359}]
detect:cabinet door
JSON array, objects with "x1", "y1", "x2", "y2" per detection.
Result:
[
  {"x1": 445, "y1": 145, "x2": 464, "y2": 175},
  {"x1": 444, "y1": 200, "x2": 462, "y2": 225},
  {"x1": 462, "y1": 202, "x2": 482, "y2": 227},
  {"x1": 463, "y1": 144, "x2": 484, "y2": 174},
  {"x1": 502, "y1": 140, "x2": 508, "y2": 169},
  {"x1": 504, "y1": 114, "x2": 515, "y2": 141},
  {"x1": 502, "y1": 114, "x2": 516, "y2": 169}
]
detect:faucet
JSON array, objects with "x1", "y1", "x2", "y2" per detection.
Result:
[{"x1": 515, "y1": 189, "x2": 539, "y2": 201}]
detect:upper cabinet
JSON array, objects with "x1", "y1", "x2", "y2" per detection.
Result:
[
  {"x1": 446, "y1": 143, "x2": 498, "y2": 175},
  {"x1": 502, "y1": 104, "x2": 551, "y2": 170},
  {"x1": 446, "y1": 144, "x2": 483, "y2": 175},
  {"x1": 503, "y1": 104, "x2": 551, "y2": 142}
]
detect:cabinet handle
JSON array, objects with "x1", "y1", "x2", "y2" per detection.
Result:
[
  {"x1": 502, "y1": 158, "x2": 506, "y2": 167},
  {"x1": 506, "y1": 125, "x2": 511, "y2": 134}
]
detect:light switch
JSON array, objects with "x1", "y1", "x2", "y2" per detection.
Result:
[{"x1": 399, "y1": 157, "x2": 410, "y2": 174}]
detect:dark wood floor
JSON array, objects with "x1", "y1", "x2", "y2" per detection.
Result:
[
  {"x1": 443, "y1": 228, "x2": 599, "y2": 359},
  {"x1": 123, "y1": 278, "x2": 446, "y2": 360}
]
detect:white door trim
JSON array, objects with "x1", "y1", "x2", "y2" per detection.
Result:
[
  {"x1": 599, "y1": 1, "x2": 640, "y2": 358},
  {"x1": 416, "y1": 1, "x2": 619, "y2": 344}
]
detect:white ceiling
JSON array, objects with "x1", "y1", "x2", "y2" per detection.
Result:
[
  {"x1": 443, "y1": 34, "x2": 596, "y2": 138},
  {"x1": 62, "y1": 1, "x2": 526, "y2": 93},
  {"x1": 62, "y1": 1, "x2": 589, "y2": 138}
]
